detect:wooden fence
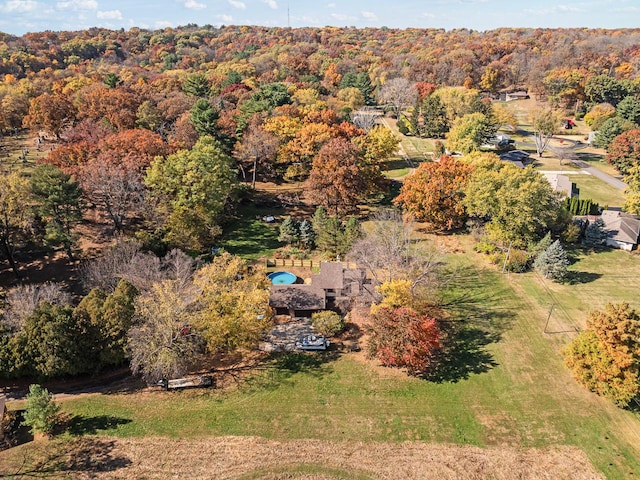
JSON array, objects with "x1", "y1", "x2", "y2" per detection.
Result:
[
  {"x1": 265, "y1": 258, "x2": 317, "y2": 268},
  {"x1": 265, "y1": 259, "x2": 358, "y2": 269}
]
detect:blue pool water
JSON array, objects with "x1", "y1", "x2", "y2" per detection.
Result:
[{"x1": 268, "y1": 271, "x2": 297, "y2": 285}]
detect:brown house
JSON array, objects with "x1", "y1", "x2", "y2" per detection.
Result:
[{"x1": 269, "y1": 262, "x2": 373, "y2": 317}]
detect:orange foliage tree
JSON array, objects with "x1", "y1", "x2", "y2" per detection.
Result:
[
  {"x1": 305, "y1": 138, "x2": 369, "y2": 215},
  {"x1": 564, "y1": 303, "x2": 640, "y2": 407},
  {"x1": 394, "y1": 156, "x2": 474, "y2": 232}
]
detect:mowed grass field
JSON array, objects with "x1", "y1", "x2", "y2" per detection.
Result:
[{"x1": 4, "y1": 238, "x2": 639, "y2": 479}]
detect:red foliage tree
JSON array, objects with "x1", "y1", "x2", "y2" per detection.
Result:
[
  {"x1": 607, "y1": 129, "x2": 640, "y2": 175},
  {"x1": 367, "y1": 306, "x2": 441, "y2": 375}
]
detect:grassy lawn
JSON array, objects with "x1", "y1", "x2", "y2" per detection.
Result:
[
  {"x1": 570, "y1": 174, "x2": 627, "y2": 207},
  {"x1": 46, "y1": 242, "x2": 640, "y2": 479},
  {"x1": 219, "y1": 202, "x2": 283, "y2": 259}
]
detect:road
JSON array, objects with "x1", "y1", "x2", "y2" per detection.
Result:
[{"x1": 571, "y1": 160, "x2": 627, "y2": 191}]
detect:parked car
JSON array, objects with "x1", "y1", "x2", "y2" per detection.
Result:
[
  {"x1": 295, "y1": 334, "x2": 330, "y2": 351},
  {"x1": 157, "y1": 375, "x2": 215, "y2": 390}
]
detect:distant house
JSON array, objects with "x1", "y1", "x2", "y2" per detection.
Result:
[
  {"x1": 269, "y1": 262, "x2": 374, "y2": 317},
  {"x1": 601, "y1": 210, "x2": 640, "y2": 251},
  {"x1": 500, "y1": 91, "x2": 529, "y2": 102},
  {"x1": 499, "y1": 149, "x2": 533, "y2": 167},
  {"x1": 543, "y1": 173, "x2": 579, "y2": 199}
]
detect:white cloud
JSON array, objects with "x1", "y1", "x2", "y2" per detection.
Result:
[
  {"x1": 1, "y1": 0, "x2": 39, "y2": 12},
  {"x1": 155, "y1": 20, "x2": 173, "y2": 28},
  {"x1": 330, "y1": 12, "x2": 356, "y2": 22},
  {"x1": 525, "y1": 4, "x2": 585, "y2": 15},
  {"x1": 327, "y1": 2, "x2": 336, "y2": 7},
  {"x1": 97, "y1": 9, "x2": 122, "y2": 20},
  {"x1": 261, "y1": 0, "x2": 277, "y2": 9},
  {"x1": 362, "y1": 11, "x2": 377, "y2": 21},
  {"x1": 228, "y1": 0, "x2": 245, "y2": 9},
  {"x1": 56, "y1": 0, "x2": 97, "y2": 10},
  {"x1": 182, "y1": 0, "x2": 206, "y2": 9},
  {"x1": 217, "y1": 14, "x2": 232, "y2": 22}
]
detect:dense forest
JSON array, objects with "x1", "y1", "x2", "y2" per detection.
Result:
[{"x1": 1, "y1": 24, "x2": 640, "y2": 384}]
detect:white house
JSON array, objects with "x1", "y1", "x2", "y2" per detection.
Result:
[{"x1": 601, "y1": 210, "x2": 640, "y2": 251}]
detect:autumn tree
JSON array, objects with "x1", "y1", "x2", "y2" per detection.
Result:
[
  {"x1": 146, "y1": 136, "x2": 236, "y2": 251},
  {"x1": 233, "y1": 122, "x2": 279, "y2": 188},
  {"x1": 192, "y1": 252, "x2": 272, "y2": 355},
  {"x1": 606, "y1": 129, "x2": 640, "y2": 175},
  {"x1": 30, "y1": 164, "x2": 83, "y2": 259},
  {"x1": 24, "y1": 92, "x2": 76, "y2": 139},
  {"x1": 128, "y1": 279, "x2": 202, "y2": 383},
  {"x1": 464, "y1": 161, "x2": 563, "y2": 248},
  {"x1": 0, "y1": 171, "x2": 32, "y2": 278},
  {"x1": 2, "y1": 283, "x2": 71, "y2": 332},
  {"x1": 446, "y1": 112, "x2": 497, "y2": 154},
  {"x1": 530, "y1": 109, "x2": 561, "y2": 157},
  {"x1": 348, "y1": 209, "x2": 444, "y2": 302},
  {"x1": 367, "y1": 306, "x2": 441, "y2": 375},
  {"x1": 564, "y1": 303, "x2": 640, "y2": 407},
  {"x1": 623, "y1": 164, "x2": 640, "y2": 215},
  {"x1": 306, "y1": 138, "x2": 369, "y2": 215},
  {"x1": 378, "y1": 78, "x2": 417, "y2": 118},
  {"x1": 394, "y1": 156, "x2": 474, "y2": 232}
]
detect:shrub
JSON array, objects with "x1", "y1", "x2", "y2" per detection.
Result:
[
  {"x1": 311, "y1": 310, "x2": 344, "y2": 336},
  {"x1": 22, "y1": 384, "x2": 60, "y2": 436}
]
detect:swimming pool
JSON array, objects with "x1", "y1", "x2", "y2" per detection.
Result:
[{"x1": 268, "y1": 271, "x2": 297, "y2": 285}]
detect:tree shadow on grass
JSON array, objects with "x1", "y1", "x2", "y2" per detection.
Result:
[
  {"x1": 424, "y1": 265, "x2": 515, "y2": 383},
  {"x1": 0, "y1": 437, "x2": 131, "y2": 478},
  {"x1": 564, "y1": 271, "x2": 602, "y2": 285},
  {"x1": 243, "y1": 350, "x2": 339, "y2": 393},
  {"x1": 64, "y1": 414, "x2": 132, "y2": 436}
]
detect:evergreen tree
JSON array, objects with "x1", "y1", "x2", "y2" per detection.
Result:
[
  {"x1": 355, "y1": 73, "x2": 374, "y2": 105},
  {"x1": 583, "y1": 218, "x2": 608, "y2": 247},
  {"x1": 299, "y1": 219, "x2": 315, "y2": 249},
  {"x1": 30, "y1": 164, "x2": 83, "y2": 260},
  {"x1": 23, "y1": 384, "x2": 60, "y2": 436},
  {"x1": 529, "y1": 231, "x2": 552, "y2": 258},
  {"x1": 278, "y1": 216, "x2": 299, "y2": 245},
  {"x1": 534, "y1": 239, "x2": 569, "y2": 281},
  {"x1": 421, "y1": 95, "x2": 449, "y2": 138}
]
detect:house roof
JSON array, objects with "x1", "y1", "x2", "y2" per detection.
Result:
[
  {"x1": 601, "y1": 210, "x2": 640, "y2": 245},
  {"x1": 543, "y1": 173, "x2": 573, "y2": 197},
  {"x1": 269, "y1": 284, "x2": 326, "y2": 311},
  {"x1": 311, "y1": 261, "x2": 345, "y2": 289}
]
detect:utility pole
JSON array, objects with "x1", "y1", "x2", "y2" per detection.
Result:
[{"x1": 501, "y1": 241, "x2": 512, "y2": 273}]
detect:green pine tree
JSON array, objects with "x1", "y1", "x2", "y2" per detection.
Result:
[
  {"x1": 583, "y1": 218, "x2": 608, "y2": 247},
  {"x1": 299, "y1": 219, "x2": 316, "y2": 249},
  {"x1": 22, "y1": 384, "x2": 61, "y2": 436},
  {"x1": 534, "y1": 239, "x2": 569, "y2": 282},
  {"x1": 278, "y1": 216, "x2": 299, "y2": 245}
]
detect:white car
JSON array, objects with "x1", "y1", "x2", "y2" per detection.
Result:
[{"x1": 295, "y1": 334, "x2": 330, "y2": 351}]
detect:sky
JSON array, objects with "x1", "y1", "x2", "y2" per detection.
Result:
[{"x1": 0, "y1": 0, "x2": 639, "y2": 35}]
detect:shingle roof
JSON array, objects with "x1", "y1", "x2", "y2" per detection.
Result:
[
  {"x1": 269, "y1": 284, "x2": 326, "y2": 310},
  {"x1": 601, "y1": 210, "x2": 640, "y2": 245}
]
